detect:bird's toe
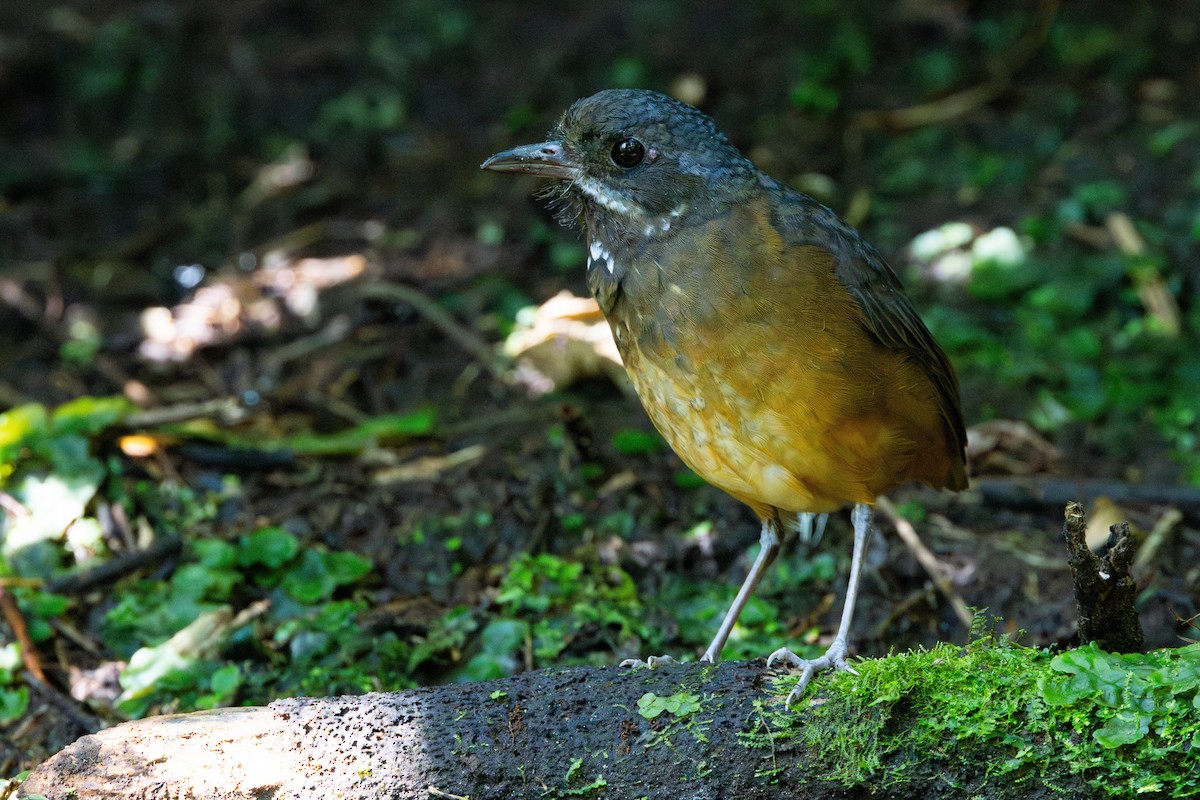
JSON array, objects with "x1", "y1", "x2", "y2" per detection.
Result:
[
  {"x1": 619, "y1": 655, "x2": 677, "y2": 669},
  {"x1": 768, "y1": 641, "x2": 858, "y2": 703}
]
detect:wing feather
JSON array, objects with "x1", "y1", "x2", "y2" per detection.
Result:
[{"x1": 766, "y1": 182, "x2": 968, "y2": 483}]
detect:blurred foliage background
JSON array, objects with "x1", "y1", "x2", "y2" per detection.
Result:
[
  {"x1": 3, "y1": 0, "x2": 1197, "y2": 476},
  {"x1": 2, "y1": 0, "x2": 1199, "y2": 785}
]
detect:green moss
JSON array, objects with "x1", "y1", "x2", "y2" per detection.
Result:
[
  {"x1": 744, "y1": 635, "x2": 1200, "y2": 797},
  {"x1": 635, "y1": 689, "x2": 717, "y2": 780}
]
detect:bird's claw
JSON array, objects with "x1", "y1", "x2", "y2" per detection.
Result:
[
  {"x1": 766, "y1": 643, "x2": 858, "y2": 704},
  {"x1": 619, "y1": 655, "x2": 677, "y2": 669}
]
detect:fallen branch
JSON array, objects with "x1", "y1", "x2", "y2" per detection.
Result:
[
  {"x1": 20, "y1": 656, "x2": 1129, "y2": 799},
  {"x1": 973, "y1": 476, "x2": 1200, "y2": 519},
  {"x1": 0, "y1": 589, "x2": 45, "y2": 682}
]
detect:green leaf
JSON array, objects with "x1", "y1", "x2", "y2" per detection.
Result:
[
  {"x1": 609, "y1": 56, "x2": 645, "y2": 88},
  {"x1": 458, "y1": 651, "x2": 515, "y2": 681},
  {"x1": 282, "y1": 549, "x2": 372, "y2": 604},
  {"x1": 209, "y1": 663, "x2": 241, "y2": 695},
  {"x1": 1095, "y1": 708, "x2": 1151, "y2": 748},
  {"x1": 1039, "y1": 644, "x2": 1128, "y2": 706},
  {"x1": 0, "y1": 404, "x2": 48, "y2": 465},
  {"x1": 50, "y1": 395, "x2": 132, "y2": 437},
  {"x1": 279, "y1": 410, "x2": 436, "y2": 456},
  {"x1": 238, "y1": 527, "x2": 299, "y2": 569},
  {"x1": 42, "y1": 433, "x2": 103, "y2": 480},
  {"x1": 1169, "y1": 643, "x2": 1200, "y2": 690},
  {"x1": 193, "y1": 539, "x2": 238, "y2": 570},
  {"x1": 324, "y1": 550, "x2": 373, "y2": 584},
  {"x1": 0, "y1": 686, "x2": 30, "y2": 725},
  {"x1": 171, "y1": 562, "x2": 240, "y2": 603},
  {"x1": 637, "y1": 691, "x2": 701, "y2": 720},
  {"x1": 479, "y1": 618, "x2": 527, "y2": 656},
  {"x1": 790, "y1": 78, "x2": 840, "y2": 114},
  {"x1": 407, "y1": 606, "x2": 476, "y2": 673},
  {"x1": 673, "y1": 469, "x2": 707, "y2": 489}
]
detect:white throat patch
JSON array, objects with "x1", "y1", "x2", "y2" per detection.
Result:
[{"x1": 588, "y1": 240, "x2": 616, "y2": 274}]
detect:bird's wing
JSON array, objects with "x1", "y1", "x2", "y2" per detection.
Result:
[{"x1": 769, "y1": 186, "x2": 968, "y2": 478}]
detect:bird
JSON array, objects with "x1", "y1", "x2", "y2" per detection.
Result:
[{"x1": 482, "y1": 89, "x2": 968, "y2": 700}]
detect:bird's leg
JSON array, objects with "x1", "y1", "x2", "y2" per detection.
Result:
[
  {"x1": 767, "y1": 502, "x2": 873, "y2": 702},
  {"x1": 621, "y1": 517, "x2": 780, "y2": 669},
  {"x1": 699, "y1": 517, "x2": 781, "y2": 663},
  {"x1": 796, "y1": 512, "x2": 829, "y2": 545}
]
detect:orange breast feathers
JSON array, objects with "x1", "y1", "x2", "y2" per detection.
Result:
[{"x1": 615, "y1": 207, "x2": 964, "y2": 519}]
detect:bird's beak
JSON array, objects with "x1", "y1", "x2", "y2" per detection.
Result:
[{"x1": 480, "y1": 141, "x2": 578, "y2": 179}]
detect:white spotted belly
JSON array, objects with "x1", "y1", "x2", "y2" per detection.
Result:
[{"x1": 622, "y1": 346, "x2": 839, "y2": 514}]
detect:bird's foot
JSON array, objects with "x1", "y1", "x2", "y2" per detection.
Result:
[
  {"x1": 766, "y1": 641, "x2": 858, "y2": 704},
  {"x1": 619, "y1": 655, "x2": 677, "y2": 669}
]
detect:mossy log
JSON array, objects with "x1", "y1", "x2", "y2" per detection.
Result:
[{"x1": 18, "y1": 657, "x2": 1112, "y2": 800}]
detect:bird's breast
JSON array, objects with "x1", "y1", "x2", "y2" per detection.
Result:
[{"x1": 596, "y1": 196, "x2": 959, "y2": 515}]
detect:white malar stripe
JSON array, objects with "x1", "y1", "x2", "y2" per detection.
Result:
[{"x1": 577, "y1": 177, "x2": 643, "y2": 217}]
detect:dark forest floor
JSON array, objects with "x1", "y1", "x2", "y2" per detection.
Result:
[{"x1": 2, "y1": 0, "x2": 1199, "y2": 782}]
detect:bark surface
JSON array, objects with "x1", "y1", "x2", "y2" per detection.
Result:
[{"x1": 19, "y1": 659, "x2": 1097, "y2": 800}]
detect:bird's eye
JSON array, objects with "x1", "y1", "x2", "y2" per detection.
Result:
[{"x1": 610, "y1": 138, "x2": 646, "y2": 169}]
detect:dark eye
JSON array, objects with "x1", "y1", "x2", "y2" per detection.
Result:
[{"x1": 610, "y1": 137, "x2": 645, "y2": 168}]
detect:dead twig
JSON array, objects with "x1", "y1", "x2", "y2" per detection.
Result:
[
  {"x1": 123, "y1": 398, "x2": 249, "y2": 428},
  {"x1": 22, "y1": 669, "x2": 105, "y2": 735},
  {"x1": 1133, "y1": 508, "x2": 1184, "y2": 572},
  {"x1": 262, "y1": 314, "x2": 357, "y2": 374},
  {"x1": 427, "y1": 787, "x2": 470, "y2": 800},
  {"x1": 359, "y1": 280, "x2": 511, "y2": 379},
  {"x1": 374, "y1": 444, "x2": 487, "y2": 484},
  {"x1": 0, "y1": 588, "x2": 47, "y2": 681},
  {"x1": 0, "y1": 577, "x2": 42, "y2": 588},
  {"x1": 44, "y1": 536, "x2": 184, "y2": 596},
  {"x1": 0, "y1": 491, "x2": 30, "y2": 518},
  {"x1": 876, "y1": 496, "x2": 973, "y2": 629},
  {"x1": 1106, "y1": 211, "x2": 1181, "y2": 337},
  {"x1": 852, "y1": 0, "x2": 1060, "y2": 131}
]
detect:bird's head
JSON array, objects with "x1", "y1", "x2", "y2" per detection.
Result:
[{"x1": 482, "y1": 89, "x2": 758, "y2": 248}]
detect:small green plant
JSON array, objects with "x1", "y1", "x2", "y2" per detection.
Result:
[
  {"x1": 0, "y1": 397, "x2": 131, "y2": 575},
  {"x1": 637, "y1": 690, "x2": 702, "y2": 720},
  {"x1": 1037, "y1": 642, "x2": 1200, "y2": 793},
  {"x1": 450, "y1": 553, "x2": 653, "y2": 677},
  {"x1": 637, "y1": 689, "x2": 715, "y2": 769},
  {"x1": 745, "y1": 632, "x2": 1200, "y2": 797},
  {"x1": 652, "y1": 547, "x2": 836, "y2": 663},
  {"x1": 561, "y1": 756, "x2": 608, "y2": 796},
  {"x1": 411, "y1": 549, "x2": 652, "y2": 684},
  {"x1": 105, "y1": 526, "x2": 381, "y2": 717}
]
